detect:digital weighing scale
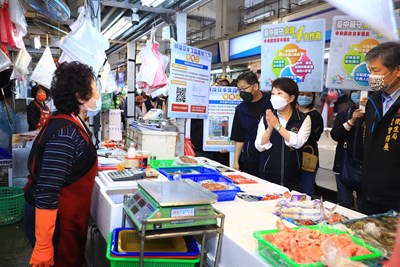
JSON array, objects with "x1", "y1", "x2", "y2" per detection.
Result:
[{"x1": 123, "y1": 180, "x2": 218, "y2": 230}]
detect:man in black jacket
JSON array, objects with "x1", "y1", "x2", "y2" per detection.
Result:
[{"x1": 360, "y1": 42, "x2": 400, "y2": 215}]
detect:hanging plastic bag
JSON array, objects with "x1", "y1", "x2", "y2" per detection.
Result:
[
  {"x1": 100, "y1": 62, "x2": 118, "y2": 93},
  {"x1": 10, "y1": 48, "x2": 31, "y2": 79},
  {"x1": 101, "y1": 93, "x2": 113, "y2": 112},
  {"x1": 30, "y1": 46, "x2": 56, "y2": 89},
  {"x1": 136, "y1": 28, "x2": 168, "y2": 95},
  {"x1": 0, "y1": 48, "x2": 11, "y2": 72},
  {"x1": 8, "y1": 0, "x2": 27, "y2": 38},
  {"x1": 59, "y1": 6, "x2": 109, "y2": 75}
]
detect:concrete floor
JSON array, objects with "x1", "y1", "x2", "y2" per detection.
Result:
[
  {"x1": 0, "y1": 220, "x2": 108, "y2": 267},
  {"x1": 0, "y1": 221, "x2": 31, "y2": 266}
]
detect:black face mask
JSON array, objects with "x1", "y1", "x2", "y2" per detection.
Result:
[{"x1": 240, "y1": 91, "x2": 253, "y2": 103}]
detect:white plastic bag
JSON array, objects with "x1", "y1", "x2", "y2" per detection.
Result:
[
  {"x1": 100, "y1": 62, "x2": 118, "y2": 93},
  {"x1": 59, "y1": 7, "x2": 109, "y2": 75},
  {"x1": 10, "y1": 48, "x2": 31, "y2": 79},
  {"x1": 30, "y1": 46, "x2": 56, "y2": 89},
  {"x1": 8, "y1": 0, "x2": 27, "y2": 38},
  {"x1": 0, "y1": 48, "x2": 12, "y2": 72}
]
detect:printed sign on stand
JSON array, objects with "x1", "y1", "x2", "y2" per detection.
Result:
[
  {"x1": 167, "y1": 40, "x2": 212, "y2": 119},
  {"x1": 203, "y1": 86, "x2": 240, "y2": 152},
  {"x1": 326, "y1": 15, "x2": 400, "y2": 90},
  {"x1": 260, "y1": 19, "x2": 326, "y2": 92}
]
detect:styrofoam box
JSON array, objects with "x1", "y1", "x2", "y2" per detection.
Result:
[{"x1": 93, "y1": 184, "x2": 137, "y2": 240}]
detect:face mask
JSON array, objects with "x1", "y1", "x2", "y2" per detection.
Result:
[
  {"x1": 271, "y1": 95, "x2": 288, "y2": 110},
  {"x1": 351, "y1": 91, "x2": 361, "y2": 105},
  {"x1": 297, "y1": 95, "x2": 312, "y2": 107},
  {"x1": 240, "y1": 91, "x2": 253, "y2": 103},
  {"x1": 368, "y1": 71, "x2": 397, "y2": 91},
  {"x1": 36, "y1": 93, "x2": 46, "y2": 102},
  {"x1": 85, "y1": 97, "x2": 102, "y2": 117}
]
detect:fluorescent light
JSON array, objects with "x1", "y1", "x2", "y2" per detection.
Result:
[
  {"x1": 141, "y1": 0, "x2": 165, "y2": 7},
  {"x1": 246, "y1": 11, "x2": 274, "y2": 23},
  {"x1": 103, "y1": 16, "x2": 132, "y2": 40},
  {"x1": 298, "y1": 0, "x2": 315, "y2": 5}
]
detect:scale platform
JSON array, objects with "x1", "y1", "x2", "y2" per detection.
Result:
[{"x1": 123, "y1": 180, "x2": 218, "y2": 230}]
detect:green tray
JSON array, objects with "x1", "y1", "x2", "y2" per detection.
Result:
[
  {"x1": 149, "y1": 159, "x2": 201, "y2": 170},
  {"x1": 106, "y1": 233, "x2": 200, "y2": 267},
  {"x1": 253, "y1": 225, "x2": 382, "y2": 267}
]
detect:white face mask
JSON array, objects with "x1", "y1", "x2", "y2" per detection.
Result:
[
  {"x1": 84, "y1": 97, "x2": 102, "y2": 117},
  {"x1": 271, "y1": 95, "x2": 288, "y2": 110}
]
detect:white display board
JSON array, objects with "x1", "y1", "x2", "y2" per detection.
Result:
[
  {"x1": 203, "y1": 86, "x2": 240, "y2": 152},
  {"x1": 167, "y1": 40, "x2": 212, "y2": 119},
  {"x1": 260, "y1": 19, "x2": 326, "y2": 92},
  {"x1": 325, "y1": 15, "x2": 400, "y2": 90}
]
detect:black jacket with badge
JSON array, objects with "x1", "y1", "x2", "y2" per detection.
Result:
[
  {"x1": 259, "y1": 108, "x2": 306, "y2": 188},
  {"x1": 362, "y1": 91, "x2": 400, "y2": 208}
]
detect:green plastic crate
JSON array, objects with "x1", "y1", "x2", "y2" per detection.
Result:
[
  {"x1": 253, "y1": 225, "x2": 382, "y2": 267},
  {"x1": 0, "y1": 187, "x2": 25, "y2": 225},
  {"x1": 106, "y1": 233, "x2": 200, "y2": 267},
  {"x1": 149, "y1": 159, "x2": 201, "y2": 170}
]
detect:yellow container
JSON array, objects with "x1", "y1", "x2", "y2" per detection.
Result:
[{"x1": 118, "y1": 230, "x2": 187, "y2": 253}]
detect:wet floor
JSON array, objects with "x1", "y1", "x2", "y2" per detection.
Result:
[{"x1": 0, "y1": 221, "x2": 31, "y2": 267}]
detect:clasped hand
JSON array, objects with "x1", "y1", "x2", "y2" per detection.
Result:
[{"x1": 265, "y1": 109, "x2": 279, "y2": 130}]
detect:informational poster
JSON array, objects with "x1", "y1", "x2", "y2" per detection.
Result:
[
  {"x1": 326, "y1": 15, "x2": 400, "y2": 90},
  {"x1": 260, "y1": 19, "x2": 326, "y2": 92},
  {"x1": 167, "y1": 40, "x2": 212, "y2": 119},
  {"x1": 203, "y1": 86, "x2": 240, "y2": 152}
]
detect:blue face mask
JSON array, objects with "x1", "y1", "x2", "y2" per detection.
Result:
[
  {"x1": 297, "y1": 95, "x2": 313, "y2": 107},
  {"x1": 85, "y1": 97, "x2": 102, "y2": 117},
  {"x1": 351, "y1": 91, "x2": 360, "y2": 105}
]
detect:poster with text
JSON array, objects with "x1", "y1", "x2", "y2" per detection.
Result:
[
  {"x1": 203, "y1": 86, "x2": 240, "y2": 152},
  {"x1": 260, "y1": 19, "x2": 326, "y2": 92},
  {"x1": 326, "y1": 15, "x2": 400, "y2": 90},
  {"x1": 167, "y1": 41, "x2": 212, "y2": 118}
]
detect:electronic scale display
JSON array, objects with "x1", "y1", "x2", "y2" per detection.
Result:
[{"x1": 123, "y1": 180, "x2": 218, "y2": 230}]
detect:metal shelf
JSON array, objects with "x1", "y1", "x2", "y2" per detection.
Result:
[{"x1": 122, "y1": 206, "x2": 225, "y2": 267}]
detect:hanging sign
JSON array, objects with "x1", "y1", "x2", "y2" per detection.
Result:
[
  {"x1": 326, "y1": 15, "x2": 400, "y2": 90},
  {"x1": 203, "y1": 86, "x2": 240, "y2": 152},
  {"x1": 167, "y1": 40, "x2": 212, "y2": 119},
  {"x1": 260, "y1": 19, "x2": 326, "y2": 92}
]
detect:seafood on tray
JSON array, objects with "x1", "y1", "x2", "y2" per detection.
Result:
[
  {"x1": 337, "y1": 211, "x2": 399, "y2": 258},
  {"x1": 263, "y1": 220, "x2": 372, "y2": 264}
]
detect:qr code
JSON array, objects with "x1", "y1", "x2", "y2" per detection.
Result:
[{"x1": 176, "y1": 87, "x2": 186, "y2": 102}]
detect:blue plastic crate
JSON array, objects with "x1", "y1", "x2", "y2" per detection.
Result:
[
  {"x1": 167, "y1": 173, "x2": 240, "y2": 202},
  {"x1": 158, "y1": 166, "x2": 219, "y2": 181},
  {"x1": 110, "y1": 228, "x2": 200, "y2": 258}
]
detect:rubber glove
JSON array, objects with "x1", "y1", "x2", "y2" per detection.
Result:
[{"x1": 29, "y1": 208, "x2": 57, "y2": 267}]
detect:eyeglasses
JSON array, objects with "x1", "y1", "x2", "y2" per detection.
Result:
[{"x1": 237, "y1": 84, "x2": 254, "y2": 92}]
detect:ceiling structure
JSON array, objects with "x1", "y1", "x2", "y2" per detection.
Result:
[{"x1": 19, "y1": 0, "x2": 400, "y2": 61}]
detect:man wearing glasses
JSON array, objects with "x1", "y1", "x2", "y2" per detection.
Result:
[{"x1": 230, "y1": 71, "x2": 272, "y2": 177}]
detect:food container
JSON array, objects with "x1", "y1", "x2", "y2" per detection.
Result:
[
  {"x1": 110, "y1": 228, "x2": 200, "y2": 259},
  {"x1": 167, "y1": 173, "x2": 240, "y2": 202},
  {"x1": 106, "y1": 233, "x2": 200, "y2": 267},
  {"x1": 253, "y1": 225, "x2": 382, "y2": 267},
  {"x1": 338, "y1": 210, "x2": 399, "y2": 258},
  {"x1": 158, "y1": 166, "x2": 219, "y2": 180}
]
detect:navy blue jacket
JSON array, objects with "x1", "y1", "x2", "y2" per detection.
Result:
[
  {"x1": 232, "y1": 92, "x2": 272, "y2": 165},
  {"x1": 260, "y1": 108, "x2": 306, "y2": 188}
]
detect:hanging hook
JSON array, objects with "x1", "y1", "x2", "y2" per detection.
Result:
[{"x1": 46, "y1": 34, "x2": 49, "y2": 47}]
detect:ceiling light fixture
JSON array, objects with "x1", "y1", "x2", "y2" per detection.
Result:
[
  {"x1": 141, "y1": 0, "x2": 165, "y2": 7},
  {"x1": 103, "y1": 16, "x2": 132, "y2": 40}
]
